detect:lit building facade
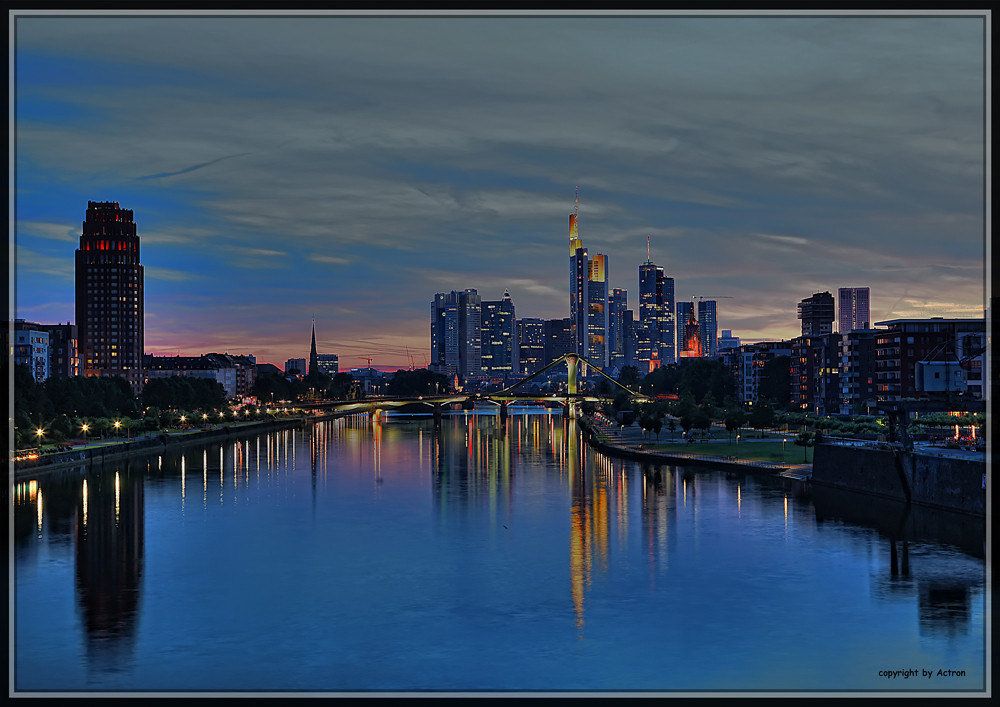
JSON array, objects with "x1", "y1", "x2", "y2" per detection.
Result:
[
  {"x1": 567, "y1": 198, "x2": 609, "y2": 366},
  {"x1": 316, "y1": 354, "x2": 339, "y2": 376},
  {"x1": 608, "y1": 288, "x2": 629, "y2": 372},
  {"x1": 697, "y1": 299, "x2": 718, "y2": 358},
  {"x1": 430, "y1": 289, "x2": 482, "y2": 383},
  {"x1": 75, "y1": 201, "x2": 144, "y2": 390},
  {"x1": 481, "y1": 290, "x2": 516, "y2": 379},
  {"x1": 285, "y1": 358, "x2": 307, "y2": 376},
  {"x1": 517, "y1": 318, "x2": 546, "y2": 376},
  {"x1": 838, "y1": 287, "x2": 871, "y2": 333},
  {"x1": 544, "y1": 318, "x2": 573, "y2": 368},
  {"x1": 14, "y1": 321, "x2": 49, "y2": 383},
  {"x1": 873, "y1": 318, "x2": 986, "y2": 402},
  {"x1": 838, "y1": 329, "x2": 879, "y2": 415},
  {"x1": 637, "y1": 254, "x2": 675, "y2": 372}
]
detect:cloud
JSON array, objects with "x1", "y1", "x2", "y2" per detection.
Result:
[
  {"x1": 135, "y1": 151, "x2": 254, "y2": 180},
  {"x1": 18, "y1": 221, "x2": 77, "y2": 242},
  {"x1": 308, "y1": 254, "x2": 351, "y2": 265},
  {"x1": 16, "y1": 246, "x2": 73, "y2": 279},
  {"x1": 145, "y1": 266, "x2": 201, "y2": 281}
]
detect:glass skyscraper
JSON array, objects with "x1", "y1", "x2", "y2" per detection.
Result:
[
  {"x1": 567, "y1": 196, "x2": 609, "y2": 367},
  {"x1": 637, "y1": 255, "x2": 674, "y2": 372},
  {"x1": 838, "y1": 287, "x2": 871, "y2": 333}
]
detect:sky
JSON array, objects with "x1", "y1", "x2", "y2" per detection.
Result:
[{"x1": 11, "y1": 10, "x2": 990, "y2": 371}]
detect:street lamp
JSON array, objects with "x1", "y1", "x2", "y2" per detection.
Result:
[
  {"x1": 81, "y1": 423, "x2": 89, "y2": 445},
  {"x1": 736, "y1": 434, "x2": 741, "y2": 453},
  {"x1": 36, "y1": 427, "x2": 45, "y2": 445},
  {"x1": 114, "y1": 419, "x2": 121, "y2": 439},
  {"x1": 782, "y1": 437, "x2": 787, "y2": 462}
]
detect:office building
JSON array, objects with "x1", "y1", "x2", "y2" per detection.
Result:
[
  {"x1": 698, "y1": 299, "x2": 718, "y2": 358},
  {"x1": 838, "y1": 287, "x2": 871, "y2": 333},
  {"x1": 797, "y1": 291, "x2": 835, "y2": 337},
  {"x1": 567, "y1": 194, "x2": 609, "y2": 366},
  {"x1": 316, "y1": 354, "x2": 339, "y2": 376},
  {"x1": 75, "y1": 201, "x2": 145, "y2": 390},
  {"x1": 544, "y1": 318, "x2": 573, "y2": 368},
  {"x1": 718, "y1": 329, "x2": 740, "y2": 352},
  {"x1": 608, "y1": 288, "x2": 629, "y2": 372},
  {"x1": 430, "y1": 289, "x2": 482, "y2": 383},
  {"x1": 285, "y1": 358, "x2": 307, "y2": 376},
  {"x1": 481, "y1": 290, "x2": 516, "y2": 379},
  {"x1": 517, "y1": 318, "x2": 546, "y2": 376},
  {"x1": 637, "y1": 242, "x2": 675, "y2": 372}
]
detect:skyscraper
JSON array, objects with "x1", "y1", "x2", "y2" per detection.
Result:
[
  {"x1": 608, "y1": 288, "x2": 628, "y2": 371},
  {"x1": 798, "y1": 292, "x2": 835, "y2": 336},
  {"x1": 516, "y1": 318, "x2": 546, "y2": 376},
  {"x1": 637, "y1": 240, "x2": 675, "y2": 372},
  {"x1": 481, "y1": 290, "x2": 516, "y2": 378},
  {"x1": 678, "y1": 306, "x2": 702, "y2": 358},
  {"x1": 697, "y1": 299, "x2": 718, "y2": 358},
  {"x1": 430, "y1": 289, "x2": 482, "y2": 382},
  {"x1": 75, "y1": 201, "x2": 144, "y2": 390},
  {"x1": 567, "y1": 192, "x2": 609, "y2": 366},
  {"x1": 838, "y1": 287, "x2": 871, "y2": 333}
]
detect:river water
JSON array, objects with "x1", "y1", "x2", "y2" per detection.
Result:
[{"x1": 12, "y1": 410, "x2": 988, "y2": 695}]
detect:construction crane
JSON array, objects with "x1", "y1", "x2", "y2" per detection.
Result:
[{"x1": 357, "y1": 356, "x2": 374, "y2": 370}]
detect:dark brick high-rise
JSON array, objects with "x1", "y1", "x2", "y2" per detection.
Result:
[{"x1": 75, "y1": 201, "x2": 144, "y2": 390}]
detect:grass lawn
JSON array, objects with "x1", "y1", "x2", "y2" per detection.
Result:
[{"x1": 644, "y1": 438, "x2": 812, "y2": 463}]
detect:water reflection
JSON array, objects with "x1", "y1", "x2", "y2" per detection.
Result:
[
  {"x1": 13, "y1": 412, "x2": 986, "y2": 692},
  {"x1": 74, "y1": 463, "x2": 145, "y2": 672},
  {"x1": 813, "y1": 485, "x2": 985, "y2": 637}
]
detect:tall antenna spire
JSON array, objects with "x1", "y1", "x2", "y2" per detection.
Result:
[
  {"x1": 575, "y1": 186, "x2": 579, "y2": 218},
  {"x1": 647, "y1": 234, "x2": 651, "y2": 262}
]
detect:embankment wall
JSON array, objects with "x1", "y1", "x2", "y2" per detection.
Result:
[{"x1": 811, "y1": 443, "x2": 985, "y2": 516}]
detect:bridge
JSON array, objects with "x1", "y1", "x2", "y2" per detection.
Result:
[{"x1": 298, "y1": 353, "x2": 652, "y2": 425}]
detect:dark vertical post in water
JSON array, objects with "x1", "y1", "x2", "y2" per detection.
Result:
[
  {"x1": 500, "y1": 401, "x2": 508, "y2": 427},
  {"x1": 433, "y1": 403, "x2": 442, "y2": 429}
]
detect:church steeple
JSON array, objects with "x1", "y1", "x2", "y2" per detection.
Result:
[{"x1": 309, "y1": 317, "x2": 319, "y2": 376}]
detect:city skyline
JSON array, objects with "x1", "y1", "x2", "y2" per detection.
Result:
[{"x1": 12, "y1": 11, "x2": 989, "y2": 370}]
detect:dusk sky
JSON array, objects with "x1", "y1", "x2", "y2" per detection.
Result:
[{"x1": 12, "y1": 11, "x2": 988, "y2": 370}]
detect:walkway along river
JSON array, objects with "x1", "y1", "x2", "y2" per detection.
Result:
[{"x1": 12, "y1": 408, "x2": 987, "y2": 694}]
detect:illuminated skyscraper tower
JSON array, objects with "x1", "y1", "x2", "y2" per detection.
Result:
[
  {"x1": 637, "y1": 237, "x2": 675, "y2": 372},
  {"x1": 75, "y1": 201, "x2": 144, "y2": 390},
  {"x1": 567, "y1": 190, "x2": 609, "y2": 366}
]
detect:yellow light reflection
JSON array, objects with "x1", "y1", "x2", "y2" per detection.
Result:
[
  {"x1": 37, "y1": 488, "x2": 43, "y2": 531},
  {"x1": 82, "y1": 479, "x2": 88, "y2": 527},
  {"x1": 115, "y1": 471, "x2": 121, "y2": 522}
]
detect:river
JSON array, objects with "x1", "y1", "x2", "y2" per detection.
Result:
[{"x1": 12, "y1": 409, "x2": 987, "y2": 695}]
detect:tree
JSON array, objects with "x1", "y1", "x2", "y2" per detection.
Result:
[
  {"x1": 252, "y1": 372, "x2": 297, "y2": 404},
  {"x1": 724, "y1": 407, "x2": 747, "y2": 442},
  {"x1": 617, "y1": 365, "x2": 641, "y2": 391},
  {"x1": 749, "y1": 403, "x2": 775, "y2": 437},
  {"x1": 793, "y1": 431, "x2": 815, "y2": 462},
  {"x1": 386, "y1": 368, "x2": 451, "y2": 397}
]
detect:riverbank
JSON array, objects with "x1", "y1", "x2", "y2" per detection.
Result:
[
  {"x1": 579, "y1": 415, "x2": 812, "y2": 480},
  {"x1": 579, "y1": 414, "x2": 986, "y2": 517},
  {"x1": 11, "y1": 413, "x2": 344, "y2": 479}
]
